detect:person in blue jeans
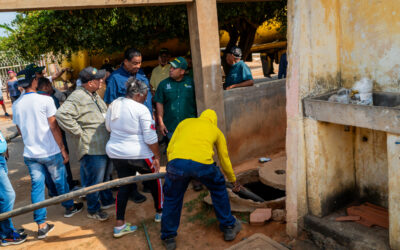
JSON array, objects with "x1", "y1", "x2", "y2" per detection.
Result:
[
  {"x1": 161, "y1": 110, "x2": 242, "y2": 250},
  {"x1": 56, "y1": 67, "x2": 115, "y2": 221},
  {"x1": 12, "y1": 66, "x2": 83, "y2": 239},
  {"x1": 0, "y1": 131, "x2": 27, "y2": 246}
]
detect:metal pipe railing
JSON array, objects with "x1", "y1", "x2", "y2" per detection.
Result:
[{"x1": 0, "y1": 172, "x2": 166, "y2": 221}]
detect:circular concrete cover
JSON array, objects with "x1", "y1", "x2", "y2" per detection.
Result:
[{"x1": 259, "y1": 156, "x2": 286, "y2": 191}]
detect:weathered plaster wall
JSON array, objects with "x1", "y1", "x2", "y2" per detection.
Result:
[
  {"x1": 354, "y1": 128, "x2": 388, "y2": 208},
  {"x1": 286, "y1": 0, "x2": 342, "y2": 236},
  {"x1": 339, "y1": 1, "x2": 400, "y2": 91},
  {"x1": 305, "y1": 120, "x2": 356, "y2": 217},
  {"x1": 224, "y1": 80, "x2": 286, "y2": 165},
  {"x1": 286, "y1": 0, "x2": 397, "y2": 242}
]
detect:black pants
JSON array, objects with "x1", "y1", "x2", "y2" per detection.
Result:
[{"x1": 113, "y1": 158, "x2": 163, "y2": 221}]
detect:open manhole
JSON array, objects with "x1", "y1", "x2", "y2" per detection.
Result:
[
  {"x1": 204, "y1": 168, "x2": 286, "y2": 212},
  {"x1": 242, "y1": 181, "x2": 286, "y2": 201}
]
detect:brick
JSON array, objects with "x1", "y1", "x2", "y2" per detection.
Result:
[
  {"x1": 250, "y1": 208, "x2": 272, "y2": 225},
  {"x1": 335, "y1": 215, "x2": 361, "y2": 222},
  {"x1": 346, "y1": 203, "x2": 389, "y2": 229}
]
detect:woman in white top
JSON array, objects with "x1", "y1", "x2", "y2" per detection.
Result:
[{"x1": 105, "y1": 77, "x2": 162, "y2": 238}]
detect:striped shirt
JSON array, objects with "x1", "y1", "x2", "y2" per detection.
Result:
[{"x1": 56, "y1": 87, "x2": 109, "y2": 160}]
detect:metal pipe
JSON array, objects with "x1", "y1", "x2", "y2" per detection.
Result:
[{"x1": 0, "y1": 172, "x2": 166, "y2": 221}]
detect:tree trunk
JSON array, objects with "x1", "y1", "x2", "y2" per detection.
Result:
[{"x1": 238, "y1": 20, "x2": 257, "y2": 62}]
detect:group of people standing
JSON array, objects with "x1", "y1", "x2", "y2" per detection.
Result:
[{"x1": 0, "y1": 46, "x2": 250, "y2": 249}]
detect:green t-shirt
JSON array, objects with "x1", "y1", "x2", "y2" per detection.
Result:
[{"x1": 154, "y1": 75, "x2": 197, "y2": 133}]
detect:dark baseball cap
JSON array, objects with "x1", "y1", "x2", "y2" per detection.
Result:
[
  {"x1": 159, "y1": 48, "x2": 170, "y2": 56},
  {"x1": 26, "y1": 63, "x2": 45, "y2": 73},
  {"x1": 228, "y1": 46, "x2": 242, "y2": 58},
  {"x1": 169, "y1": 57, "x2": 188, "y2": 70},
  {"x1": 79, "y1": 66, "x2": 106, "y2": 84},
  {"x1": 17, "y1": 68, "x2": 36, "y2": 88}
]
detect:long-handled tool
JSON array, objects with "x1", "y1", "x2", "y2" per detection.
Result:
[{"x1": 142, "y1": 221, "x2": 153, "y2": 250}]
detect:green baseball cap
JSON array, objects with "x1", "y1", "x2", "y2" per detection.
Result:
[{"x1": 169, "y1": 57, "x2": 188, "y2": 70}]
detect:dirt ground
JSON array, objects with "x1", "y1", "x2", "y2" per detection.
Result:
[
  {"x1": 5, "y1": 135, "x2": 292, "y2": 250},
  {"x1": 0, "y1": 58, "x2": 295, "y2": 249}
]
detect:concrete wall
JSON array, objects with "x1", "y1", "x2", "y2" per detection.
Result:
[
  {"x1": 224, "y1": 79, "x2": 286, "y2": 165},
  {"x1": 339, "y1": 1, "x2": 400, "y2": 91},
  {"x1": 286, "y1": 1, "x2": 400, "y2": 247}
]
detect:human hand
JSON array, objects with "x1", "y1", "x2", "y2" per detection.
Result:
[
  {"x1": 231, "y1": 181, "x2": 241, "y2": 193},
  {"x1": 226, "y1": 85, "x2": 236, "y2": 90},
  {"x1": 152, "y1": 159, "x2": 160, "y2": 173},
  {"x1": 61, "y1": 149, "x2": 69, "y2": 164},
  {"x1": 159, "y1": 123, "x2": 168, "y2": 136}
]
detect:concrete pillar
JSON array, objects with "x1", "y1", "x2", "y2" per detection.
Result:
[
  {"x1": 387, "y1": 133, "x2": 400, "y2": 249},
  {"x1": 186, "y1": 0, "x2": 226, "y2": 131}
]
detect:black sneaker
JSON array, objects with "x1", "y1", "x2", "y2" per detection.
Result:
[
  {"x1": 131, "y1": 190, "x2": 147, "y2": 203},
  {"x1": 222, "y1": 219, "x2": 242, "y2": 241},
  {"x1": 1, "y1": 232, "x2": 27, "y2": 246},
  {"x1": 38, "y1": 223, "x2": 55, "y2": 239},
  {"x1": 162, "y1": 237, "x2": 177, "y2": 250},
  {"x1": 87, "y1": 210, "x2": 109, "y2": 221},
  {"x1": 64, "y1": 202, "x2": 84, "y2": 218}
]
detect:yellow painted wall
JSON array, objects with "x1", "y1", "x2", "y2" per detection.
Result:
[
  {"x1": 339, "y1": 1, "x2": 400, "y2": 91},
  {"x1": 286, "y1": 0, "x2": 399, "y2": 242}
]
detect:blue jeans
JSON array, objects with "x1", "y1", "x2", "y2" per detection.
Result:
[
  {"x1": 161, "y1": 159, "x2": 235, "y2": 240},
  {"x1": 24, "y1": 153, "x2": 74, "y2": 225},
  {"x1": 0, "y1": 157, "x2": 16, "y2": 238},
  {"x1": 80, "y1": 155, "x2": 114, "y2": 213}
]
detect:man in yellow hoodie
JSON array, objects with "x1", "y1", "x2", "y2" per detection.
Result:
[{"x1": 161, "y1": 109, "x2": 241, "y2": 250}]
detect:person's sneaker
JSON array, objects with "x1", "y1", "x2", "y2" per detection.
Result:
[
  {"x1": 16, "y1": 228, "x2": 25, "y2": 235},
  {"x1": 1, "y1": 232, "x2": 27, "y2": 246},
  {"x1": 155, "y1": 212, "x2": 162, "y2": 222},
  {"x1": 162, "y1": 237, "x2": 177, "y2": 250},
  {"x1": 4, "y1": 112, "x2": 9, "y2": 117},
  {"x1": 64, "y1": 202, "x2": 84, "y2": 218},
  {"x1": 131, "y1": 190, "x2": 146, "y2": 203},
  {"x1": 87, "y1": 210, "x2": 109, "y2": 221},
  {"x1": 101, "y1": 202, "x2": 115, "y2": 210},
  {"x1": 193, "y1": 183, "x2": 203, "y2": 192},
  {"x1": 38, "y1": 223, "x2": 55, "y2": 239},
  {"x1": 113, "y1": 223, "x2": 137, "y2": 238},
  {"x1": 222, "y1": 219, "x2": 242, "y2": 241}
]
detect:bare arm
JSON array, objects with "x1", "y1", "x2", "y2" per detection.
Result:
[
  {"x1": 6, "y1": 84, "x2": 10, "y2": 99},
  {"x1": 225, "y1": 79, "x2": 254, "y2": 90},
  {"x1": 51, "y1": 68, "x2": 69, "y2": 80},
  {"x1": 156, "y1": 102, "x2": 168, "y2": 136},
  {"x1": 16, "y1": 125, "x2": 21, "y2": 135},
  {"x1": 48, "y1": 116, "x2": 69, "y2": 164},
  {"x1": 148, "y1": 143, "x2": 160, "y2": 172}
]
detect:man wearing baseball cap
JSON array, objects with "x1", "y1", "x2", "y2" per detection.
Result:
[
  {"x1": 150, "y1": 48, "x2": 171, "y2": 92},
  {"x1": 56, "y1": 66, "x2": 114, "y2": 222},
  {"x1": 224, "y1": 46, "x2": 254, "y2": 90},
  {"x1": 154, "y1": 56, "x2": 197, "y2": 141},
  {"x1": 12, "y1": 66, "x2": 83, "y2": 239},
  {"x1": 27, "y1": 63, "x2": 70, "y2": 102}
]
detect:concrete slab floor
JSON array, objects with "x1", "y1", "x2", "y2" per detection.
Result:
[{"x1": 304, "y1": 209, "x2": 389, "y2": 250}]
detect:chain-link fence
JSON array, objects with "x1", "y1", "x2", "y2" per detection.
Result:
[{"x1": 0, "y1": 52, "x2": 46, "y2": 91}]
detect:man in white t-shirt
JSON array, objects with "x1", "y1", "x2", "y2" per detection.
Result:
[{"x1": 12, "y1": 67, "x2": 83, "y2": 239}]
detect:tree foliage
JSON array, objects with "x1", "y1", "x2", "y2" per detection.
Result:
[{"x1": 4, "y1": 2, "x2": 286, "y2": 61}]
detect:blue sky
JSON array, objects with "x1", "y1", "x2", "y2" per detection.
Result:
[{"x1": 0, "y1": 12, "x2": 17, "y2": 37}]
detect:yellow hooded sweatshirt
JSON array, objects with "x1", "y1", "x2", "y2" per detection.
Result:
[{"x1": 167, "y1": 109, "x2": 236, "y2": 183}]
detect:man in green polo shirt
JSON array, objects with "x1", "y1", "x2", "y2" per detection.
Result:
[{"x1": 154, "y1": 57, "x2": 197, "y2": 140}]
